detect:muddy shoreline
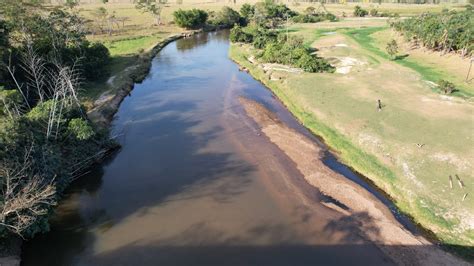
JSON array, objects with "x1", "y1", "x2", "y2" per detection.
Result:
[
  {"x1": 0, "y1": 31, "x2": 201, "y2": 266},
  {"x1": 87, "y1": 31, "x2": 202, "y2": 127},
  {"x1": 238, "y1": 97, "x2": 467, "y2": 265}
]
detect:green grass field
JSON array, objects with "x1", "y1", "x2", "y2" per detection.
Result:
[{"x1": 229, "y1": 20, "x2": 474, "y2": 253}]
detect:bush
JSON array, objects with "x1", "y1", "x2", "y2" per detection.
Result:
[
  {"x1": 386, "y1": 39, "x2": 398, "y2": 60},
  {"x1": 81, "y1": 42, "x2": 110, "y2": 80},
  {"x1": 354, "y1": 6, "x2": 368, "y2": 17},
  {"x1": 260, "y1": 35, "x2": 334, "y2": 73},
  {"x1": 173, "y1": 9, "x2": 208, "y2": 29},
  {"x1": 230, "y1": 24, "x2": 253, "y2": 43},
  {"x1": 370, "y1": 9, "x2": 378, "y2": 17},
  {"x1": 229, "y1": 24, "x2": 334, "y2": 73},
  {"x1": 67, "y1": 118, "x2": 94, "y2": 140},
  {"x1": 292, "y1": 14, "x2": 323, "y2": 23},
  {"x1": 438, "y1": 80, "x2": 456, "y2": 94},
  {"x1": 240, "y1": 3, "x2": 255, "y2": 21},
  {"x1": 208, "y1": 7, "x2": 243, "y2": 28},
  {"x1": 292, "y1": 12, "x2": 337, "y2": 23}
]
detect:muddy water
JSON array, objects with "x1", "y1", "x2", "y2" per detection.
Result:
[{"x1": 22, "y1": 31, "x2": 395, "y2": 265}]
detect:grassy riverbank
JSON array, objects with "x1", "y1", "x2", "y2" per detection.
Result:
[{"x1": 229, "y1": 20, "x2": 474, "y2": 256}]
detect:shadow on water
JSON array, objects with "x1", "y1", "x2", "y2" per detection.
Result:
[
  {"x1": 22, "y1": 31, "x2": 256, "y2": 265},
  {"x1": 20, "y1": 31, "x2": 474, "y2": 265}
]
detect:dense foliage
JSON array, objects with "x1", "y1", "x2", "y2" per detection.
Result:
[
  {"x1": 292, "y1": 13, "x2": 337, "y2": 23},
  {"x1": 393, "y1": 10, "x2": 473, "y2": 56},
  {"x1": 353, "y1": 6, "x2": 368, "y2": 17},
  {"x1": 230, "y1": 25, "x2": 333, "y2": 73},
  {"x1": 240, "y1": 3, "x2": 255, "y2": 22},
  {"x1": 0, "y1": 1, "x2": 112, "y2": 239},
  {"x1": 438, "y1": 79, "x2": 456, "y2": 94},
  {"x1": 173, "y1": 9, "x2": 208, "y2": 29},
  {"x1": 1, "y1": 8, "x2": 110, "y2": 84},
  {"x1": 208, "y1": 7, "x2": 244, "y2": 28},
  {"x1": 292, "y1": 7, "x2": 337, "y2": 23}
]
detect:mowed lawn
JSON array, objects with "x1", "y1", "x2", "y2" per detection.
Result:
[{"x1": 230, "y1": 21, "x2": 474, "y2": 248}]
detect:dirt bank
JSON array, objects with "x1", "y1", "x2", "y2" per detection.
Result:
[
  {"x1": 87, "y1": 31, "x2": 201, "y2": 127},
  {"x1": 239, "y1": 97, "x2": 467, "y2": 266}
]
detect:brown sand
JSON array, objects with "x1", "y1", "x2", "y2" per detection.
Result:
[{"x1": 239, "y1": 97, "x2": 468, "y2": 266}]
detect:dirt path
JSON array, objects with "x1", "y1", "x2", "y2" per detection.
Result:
[{"x1": 239, "y1": 97, "x2": 468, "y2": 266}]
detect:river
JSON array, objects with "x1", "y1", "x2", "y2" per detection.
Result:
[{"x1": 22, "y1": 31, "x2": 398, "y2": 265}]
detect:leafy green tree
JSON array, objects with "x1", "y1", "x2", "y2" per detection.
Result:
[
  {"x1": 135, "y1": 0, "x2": 166, "y2": 25},
  {"x1": 208, "y1": 7, "x2": 243, "y2": 28},
  {"x1": 386, "y1": 39, "x2": 398, "y2": 60},
  {"x1": 393, "y1": 10, "x2": 473, "y2": 56},
  {"x1": 173, "y1": 9, "x2": 208, "y2": 29},
  {"x1": 240, "y1": 3, "x2": 255, "y2": 21}
]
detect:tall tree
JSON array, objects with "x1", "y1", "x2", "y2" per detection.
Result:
[{"x1": 135, "y1": 0, "x2": 167, "y2": 25}]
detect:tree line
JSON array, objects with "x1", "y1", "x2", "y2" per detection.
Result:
[
  {"x1": 392, "y1": 9, "x2": 473, "y2": 57},
  {"x1": 0, "y1": 0, "x2": 113, "y2": 240}
]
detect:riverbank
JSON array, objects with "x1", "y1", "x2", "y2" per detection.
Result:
[
  {"x1": 229, "y1": 38, "x2": 474, "y2": 257},
  {"x1": 87, "y1": 31, "x2": 200, "y2": 127},
  {"x1": 239, "y1": 97, "x2": 467, "y2": 265},
  {"x1": 0, "y1": 32, "x2": 198, "y2": 266}
]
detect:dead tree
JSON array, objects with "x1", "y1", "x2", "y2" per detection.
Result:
[{"x1": 0, "y1": 147, "x2": 56, "y2": 237}]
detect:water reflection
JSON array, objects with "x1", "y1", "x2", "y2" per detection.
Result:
[{"x1": 22, "y1": 31, "x2": 400, "y2": 266}]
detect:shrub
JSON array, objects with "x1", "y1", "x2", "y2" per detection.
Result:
[
  {"x1": 208, "y1": 7, "x2": 243, "y2": 28},
  {"x1": 292, "y1": 12, "x2": 337, "y2": 23},
  {"x1": 370, "y1": 8, "x2": 378, "y2": 17},
  {"x1": 260, "y1": 35, "x2": 334, "y2": 73},
  {"x1": 240, "y1": 3, "x2": 255, "y2": 21},
  {"x1": 230, "y1": 24, "x2": 253, "y2": 43},
  {"x1": 354, "y1": 6, "x2": 368, "y2": 17},
  {"x1": 173, "y1": 9, "x2": 208, "y2": 29},
  {"x1": 67, "y1": 118, "x2": 94, "y2": 140},
  {"x1": 386, "y1": 39, "x2": 398, "y2": 60},
  {"x1": 81, "y1": 42, "x2": 110, "y2": 80},
  {"x1": 438, "y1": 80, "x2": 456, "y2": 94},
  {"x1": 292, "y1": 14, "x2": 323, "y2": 23}
]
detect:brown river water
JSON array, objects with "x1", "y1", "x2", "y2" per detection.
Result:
[{"x1": 21, "y1": 31, "x2": 405, "y2": 265}]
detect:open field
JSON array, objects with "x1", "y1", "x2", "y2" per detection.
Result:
[
  {"x1": 229, "y1": 18, "x2": 474, "y2": 252},
  {"x1": 77, "y1": 2, "x2": 466, "y2": 107}
]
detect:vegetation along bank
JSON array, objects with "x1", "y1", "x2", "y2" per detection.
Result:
[{"x1": 229, "y1": 2, "x2": 474, "y2": 259}]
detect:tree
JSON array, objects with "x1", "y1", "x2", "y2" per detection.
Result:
[
  {"x1": 353, "y1": 6, "x2": 368, "y2": 17},
  {"x1": 209, "y1": 7, "x2": 243, "y2": 28},
  {"x1": 240, "y1": 3, "x2": 255, "y2": 21},
  {"x1": 135, "y1": 0, "x2": 166, "y2": 25},
  {"x1": 64, "y1": 0, "x2": 79, "y2": 10},
  {"x1": 438, "y1": 80, "x2": 456, "y2": 94},
  {"x1": 386, "y1": 39, "x2": 398, "y2": 60},
  {"x1": 173, "y1": 9, "x2": 208, "y2": 29}
]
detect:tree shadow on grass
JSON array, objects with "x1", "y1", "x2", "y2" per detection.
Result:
[{"x1": 394, "y1": 54, "x2": 409, "y2": 61}]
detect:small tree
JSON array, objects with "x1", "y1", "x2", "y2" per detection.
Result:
[
  {"x1": 353, "y1": 6, "x2": 368, "y2": 17},
  {"x1": 386, "y1": 39, "x2": 398, "y2": 60},
  {"x1": 438, "y1": 80, "x2": 456, "y2": 94},
  {"x1": 173, "y1": 9, "x2": 208, "y2": 29},
  {"x1": 64, "y1": 0, "x2": 79, "y2": 10},
  {"x1": 135, "y1": 0, "x2": 166, "y2": 25},
  {"x1": 240, "y1": 3, "x2": 255, "y2": 21}
]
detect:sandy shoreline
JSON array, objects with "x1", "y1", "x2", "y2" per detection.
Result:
[{"x1": 239, "y1": 97, "x2": 467, "y2": 266}]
